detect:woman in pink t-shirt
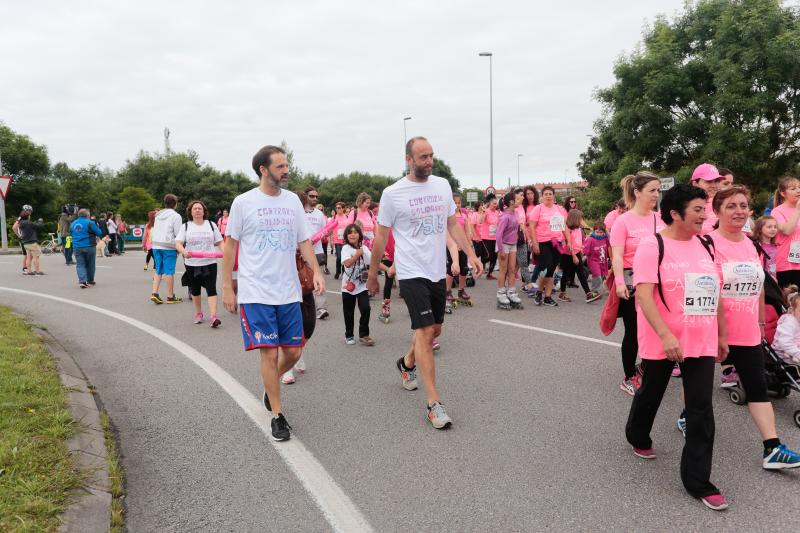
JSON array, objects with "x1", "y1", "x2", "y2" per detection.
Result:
[
  {"x1": 333, "y1": 202, "x2": 351, "y2": 279},
  {"x1": 610, "y1": 172, "x2": 665, "y2": 395},
  {"x1": 478, "y1": 194, "x2": 500, "y2": 280},
  {"x1": 350, "y1": 193, "x2": 376, "y2": 247},
  {"x1": 528, "y1": 186, "x2": 571, "y2": 306},
  {"x1": 770, "y1": 176, "x2": 800, "y2": 288},
  {"x1": 627, "y1": 183, "x2": 729, "y2": 511},
  {"x1": 469, "y1": 203, "x2": 487, "y2": 270},
  {"x1": 710, "y1": 186, "x2": 800, "y2": 470},
  {"x1": 518, "y1": 185, "x2": 538, "y2": 292},
  {"x1": 557, "y1": 209, "x2": 596, "y2": 303}
]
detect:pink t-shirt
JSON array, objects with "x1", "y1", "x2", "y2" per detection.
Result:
[
  {"x1": 529, "y1": 203, "x2": 568, "y2": 243},
  {"x1": 770, "y1": 202, "x2": 800, "y2": 272},
  {"x1": 633, "y1": 235, "x2": 720, "y2": 360},
  {"x1": 514, "y1": 206, "x2": 526, "y2": 225},
  {"x1": 710, "y1": 230, "x2": 764, "y2": 346},
  {"x1": 480, "y1": 208, "x2": 500, "y2": 241},
  {"x1": 609, "y1": 211, "x2": 665, "y2": 269},
  {"x1": 332, "y1": 214, "x2": 350, "y2": 245},
  {"x1": 604, "y1": 209, "x2": 621, "y2": 232},
  {"x1": 570, "y1": 228, "x2": 584, "y2": 253},
  {"x1": 455, "y1": 207, "x2": 468, "y2": 229},
  {"x1": 469, "y1": 212, "x2": 481, "y2": 241},
  {"x1": 701, "y1": 198, "x2": 717, "y2": 235},
  {"x1": 351, "y1": 209, "x2": 375, "y2": 241}
]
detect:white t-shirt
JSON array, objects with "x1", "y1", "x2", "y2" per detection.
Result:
[
  {"x1": 176, "y1": 220, "x2": 224, "y2": 267},
  {"x1": 305, "y1": 208, "x2": 326, "y2": 255},
  {"x1": 107, "y1": 220, "x2": 117, "y2": 235},
  {"x1": 377, "y1": 175, "x2": 456, "y2": 281},
  {"x1": 226, "y1": 188, "x2": 311, "y2": 305},
  {"x1": 341, "y1": 244, "x2": 372, "y2": 295}
]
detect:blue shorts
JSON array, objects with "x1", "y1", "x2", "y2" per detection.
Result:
[
  {"x1": 153, "y1": 249, "x2": 178, "y2": 275},
  {"x1": 239, "y1": 302, "x2": 304, "y2": 351}
]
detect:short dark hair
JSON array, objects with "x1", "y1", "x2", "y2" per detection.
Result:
[
  {"x1": 718, "y1": 167, "x2": 733, "y2": 178},
  {"x1": 541, "y1": 185, "x2": 556, "y2": 195},
  {"x1": 185, "y1": 200, "x2": 208, "y2": 220},
  {"x1": 484, "y1": 192, "x2": 496, "y2": 203},
  {"x1": 251, "y1": 145, "x2": 286, "y2": 178},
  {"x1": 304, "y1": 186, "x2": 318, "y2": 194},
  {"x1": 405, "y1": 136, "x2": 428, "y2": 156},
  {"x1": 164, "y1": 194, "x2": 178, "y2": 208},
  {"x1": 660, "y1": 184, "x2": 707, "y2": 225}
]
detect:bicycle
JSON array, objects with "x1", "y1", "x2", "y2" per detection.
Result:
[{"x1": 39, "y1": 233, "x2": 62, "y2": 255}]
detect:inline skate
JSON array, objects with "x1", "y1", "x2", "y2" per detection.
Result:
[
  {"x1": 507, "y1": 288, "x2": 523, "y2": 309},
  {"x1": 379, "y1": 298, "x2": 391, "y2": 323},
  {"x1": 445, "y1": 291, "x2": 455, "y2": 313},
  {"x1": 457, "y1": 288, "x2": 473, "y2": 307},
  {"x1": 496, "y1": 288, "x2": 511, "y2": 310}
]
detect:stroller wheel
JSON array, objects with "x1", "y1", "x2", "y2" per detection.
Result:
[
  {"x1": 728, "y1": 387, "x2": 747, "y2": 405},
  {"x1": 794, "y1": 410, "x2": 800, "y2": 428}
]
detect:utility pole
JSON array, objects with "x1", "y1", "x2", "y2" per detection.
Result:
[
  {"x1": 0, "y1": 150, "x2": 7, "y2": 250},
  {"x1": 164, "y1": 127, "x2": 171, "y2": 153}
]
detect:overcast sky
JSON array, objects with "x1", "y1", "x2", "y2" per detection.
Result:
[{"x1": 2, "y1": 0, "x2": 688, "y2": 189}]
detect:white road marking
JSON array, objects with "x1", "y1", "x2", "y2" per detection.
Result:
[
  {"x1": 327, "y1": 290, "x2": 342, "y2": 295},
  {"x1": 490, "y1": 319, "x2": 622, "y2": 348},
  {"x1": 0, "y1": 286, "x2": 373, "y2": 533}
]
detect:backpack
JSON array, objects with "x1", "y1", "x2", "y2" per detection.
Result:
[
  {"x1": 183, "y1": 220, "x2": 218, "y2": 241},
  {"x1": 654, "y1": 234, "x2": 715, "y2": 311}
]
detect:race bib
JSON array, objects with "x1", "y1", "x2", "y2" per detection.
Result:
[
  {"x1": 337, "y1": 229, "x2": 344, "y2": 240},
  {"x1": 488, "y1": 225, "x2": 497, "y2": 236},
  {"x1": 742, "y1": 219, "x2": 752, "y2": 233},
  {"x1": 549, "y1": 215, "x2": 565, "y2": 232},
  {"x1": 790, "y1": 241, "x2": 800, "y2": 263},
  {"x1": 684, "y1": 273, "x2": 720, "y2": 316},
  {"x1": 721, "y1": 262, "x2": 763, "y2": 299}
]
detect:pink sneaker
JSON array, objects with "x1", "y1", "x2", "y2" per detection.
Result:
[
  {"x1": 700, "y1": 493, "x2": 729, "y2": 511},
  {"x1": 632, "y1": 447, "x2": 656, "y2": 459},
  {"x1": 431, "y1": 338, "x2": 441, "y2": 351},
  {"x1": 720, "y1": 368, "x2": 739, "y2": 388},
  {"x1": 193, "y1": 313, "x2": 204, "y2": 324}
]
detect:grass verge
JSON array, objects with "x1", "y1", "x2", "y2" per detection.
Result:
[
  {"x1": 0, "y1": 307, "x2": 82, "y2": 532},
  {"x1": 99, "y1": 410, "x2": 125, "y2": 531}
]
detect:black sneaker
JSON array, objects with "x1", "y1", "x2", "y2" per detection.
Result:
[
  {"x1": 271, "y1": 413, "x2": 292, "y2": 441},
  {"x1": 263, "y1": 391, "x2": 272, "y2": 412},
  {"x1": 543, "y1": 296, "x2": 558, "y2": 307},
  {"x1": 534, "y1": 292, "x2": 543, "y2": 306},
  {"x1": 150, "y1": 293, "x2": 163, "y2": 304},
  {"x1": 87, "y1": 281, "x2": 96, "y2": 286}
]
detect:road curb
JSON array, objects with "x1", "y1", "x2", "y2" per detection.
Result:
[{"x1": 34, "y1": 328, "x2": 114, "y2": 533}]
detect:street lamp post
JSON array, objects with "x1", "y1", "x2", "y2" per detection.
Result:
[
  {"x1": 403, "y1": 116, "x2": 412, "y2": 170},
  {"x1": 517, "y1": 153, "x2": 523, "y2": 186},
  {"x1": 479, "y1": 52, "x2": 493, "y2": 188}
]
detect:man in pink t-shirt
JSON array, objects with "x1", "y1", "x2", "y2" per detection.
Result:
[{"x1": 604, "y1": 199, "x2": 627, "y2": 232}]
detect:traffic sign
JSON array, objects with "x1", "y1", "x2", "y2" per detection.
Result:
[
  {"x1": 484, "y1": 186, "x2": 496, "y2": 196},
  {"x1": 0, "y1": 175, "x2": 11, "y2": 200},
  {"x1": 466, "y1": 191, "x2": 478, "y2": 203},
  {"x1": 659, "y1": 177, "x2": 675, "y2": 191}
]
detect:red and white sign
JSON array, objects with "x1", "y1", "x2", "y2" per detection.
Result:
[
  {"x1": 484, "y1": 186, "x2": 496, "y2": 197},
  {"x1": 0, "y1": 176, "x2": 11, "y2": 200},
  {"x1": 130, "y1": 225, "x2": 144, "y2": 239}
]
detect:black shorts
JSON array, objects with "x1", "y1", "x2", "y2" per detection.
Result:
[
  {"x1": 186, "y1": 264, "x2": 218, "y2": 297},
  {"x1": 398, "y1": 277, "x2": 446, "y2": 330},
  {"x1": 446, "y1": 249, "x2": 469, "y2": 277},
  {"x1": 534, "y1": 241, "x2": 561, "y2": 277}
]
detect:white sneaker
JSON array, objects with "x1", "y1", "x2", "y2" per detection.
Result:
[
  {"x1": 316, "y1": 308, "x2": 329, "y2": 320},
  {"x1": 281, "y1": 370, "x2": 296, "y2": 384},
  {"x1": 294, "y1": 356, "x2": 306, "y2": 374}
]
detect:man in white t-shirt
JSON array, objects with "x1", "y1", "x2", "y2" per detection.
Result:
[
  {"x1": 222, "y1": 145, "x2": 325, "y2": 442},
  {"x1": 367, "y1": 136, "x2": 483, "y2": 429},
  {"x1": 304, "y1": 186, "x2": 329, "y2": 320}
]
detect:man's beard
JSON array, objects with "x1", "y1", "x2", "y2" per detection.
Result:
[{"x1": 412, "y1": 164, "x2": 432, "y2": 180}]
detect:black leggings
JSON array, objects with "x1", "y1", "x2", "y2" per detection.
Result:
[
  {"x1": 335, "y1": 243, "x2": 344, "y2": 277},
  {"x1": 342, "y1": 291, "x2": 370, "y2": 338},
  {"x1": 145, "y1": 249, "x2": 154, "y2": 266},
  {"x1": 446, "y1": 249, "x2": 468, "y2": 278},
  {"x1": 482, "y1": 239, "x2": 497, "y2": 274},
  {"x1": 473, "y1": 240, "x2": 488, "y2": 265},
  {"x1": 559, "y1": 252, "x2": 590, "y2": 293},
  {"x1": 301, "y1": 292, "x2": 316, "y2": 339},
  {"x1": 626, "y1": 357, "x2": 718, "y2": 498},
  {"x1": 382, "y1": 259, "x2": 394, "y2": 300},
  {"x1": 725, "y1": 345, "x2": 769, "y2": 403},
  {"x1": 534, "y1": 241, "x2": 560, "y2": 278},
  {"x1": 618, "y1": 296, "x2": 638, "y2": 379}
]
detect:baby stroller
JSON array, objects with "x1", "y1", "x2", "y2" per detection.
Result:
[{"x1": 725, "y1": 272, "x2": 800, "y2": 427}]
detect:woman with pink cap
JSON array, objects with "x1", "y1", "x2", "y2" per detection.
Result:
[{"x1": 690, "y1": 163, "x2": 726, "y2": 235}]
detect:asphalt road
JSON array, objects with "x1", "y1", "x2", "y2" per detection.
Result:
[{"x1": 1, "y1": 251, "x2": 799, "y2": 532}]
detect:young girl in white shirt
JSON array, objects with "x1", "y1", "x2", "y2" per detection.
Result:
[
  {"x1": 773, "y1": 285, "x2": 800, "y2": 365},
  {"x1": 341, "y1": 224, "x2": 389, "y2": 346}
]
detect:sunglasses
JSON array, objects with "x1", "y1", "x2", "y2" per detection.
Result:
[{"x1": 308, "y1": 194, "x2": 319, "y2": 198}]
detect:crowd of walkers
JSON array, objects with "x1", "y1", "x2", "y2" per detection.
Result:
[{"x1": 16, "y1": 142, "x2": 800, "y2": 512}]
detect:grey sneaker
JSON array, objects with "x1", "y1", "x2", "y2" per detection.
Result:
[
  {"x1": 396, "y1": 357, "x2": 418, "y2": 391},
  {"x1": 426, "y1": 401, "x2": 452, "y2": 429}
]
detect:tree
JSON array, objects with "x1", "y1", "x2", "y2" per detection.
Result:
[
  {"x1": 583, "y1": 0, "x2": 800, "y2": 205},
  {"x1": 433, "y1": 158, "x2": 460, "y2": 193},
  {"x1": 0, "y1": 122, "x2": 54, "y2": 218},
  {"x1": 117, "y1": 186, "x2": 159, "y2": 223},
  {"x1": 54, "y1": 163, "x2": 119, "y2": 214},
  {"x1": 317, "y1": 172, "x2": 397, "y2": 208}
]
